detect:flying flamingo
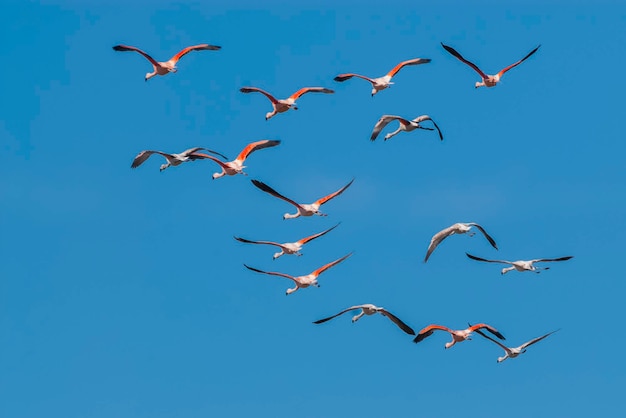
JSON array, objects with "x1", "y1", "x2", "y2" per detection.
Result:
[
  {"x1": 424, "y1": 223, "x2": 498, "y2": 263},
  {"x1": 334, "y1": 58, "x2": 431, "y2": 96},
  {"x1": 465, "y1": 253, "x2": 573, "y2": 275},
  {"x1": 130, "y1": 147, "x2": 227, "y2": 172},
  {"x1": 313, "y1": 304, "x2": 415, "y2": 335},
  {"x1": 473, "y1": 327, "x2": 559, "y2": 363},
  {"x1": 234, "y1": 223, "x2": 340, "y2": 260},
  {"x1": 239, "y1": 86, "x2": 334, "y2": 120},
  {"x1": 244, "y1": 253, "x2": 352, "y2": 295},
  {"x1": 112, "y1": 43, "x2": 221, "y2": 81},
  {"x1": 193, "y1": 139, "x2": 280, "y2": 179},
  {"x1": 413, "y1": 323, "x2": 505, "y2": 349},
  {"x1": 251, "y1": 178, "x2": 354, "y2": 219},
  {"x1": 370, "y1": 115, "x2": 443, "y2": 141},
  {"x1": 441, "y1": 43, "x2": 540, "y2": 88}
]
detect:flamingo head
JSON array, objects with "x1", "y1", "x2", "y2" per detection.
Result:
[
  {"x1": 212, "y1": 171, "x2": 225, "y2": 180},
  {"x1": 497, "y1": 355, "x2": 507, "y2": 363},
  {"x1": 159, "y1": 163, "x2": 169, "y2": 172},
  {"x1": 475, "y1": 81, "x2": 485, "y2": 88},
  {"x1": 444, "y1": 341, "x2": 456, "y2": 349},
  {"x1": 272, "y1": 252, "x2": 283, "y2": 260},
  {"x1": 265, "y1": 112, "x2": 274, "y2": 120}
]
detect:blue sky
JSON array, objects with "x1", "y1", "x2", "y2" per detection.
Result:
[{"x1": 1, "y1": 1, "x2": 625, "y2": 417}]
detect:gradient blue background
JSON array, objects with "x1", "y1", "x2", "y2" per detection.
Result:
[{"x1": 2, "y1": 1, "x2": 625, "y2": 417}]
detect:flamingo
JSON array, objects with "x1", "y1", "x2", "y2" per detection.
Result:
[
  {"x1": 473, "y1": 326, "x2": 559, "y2": 363},
  {"x1": 441, "y1": 43, "x2": 540, "y2": 88},
  {"x1": 234, "y1": 223, "x2": 340, "y2": 260},
  {"x1": 334, "y1": 58, "x2": 431, "y2": 96},
  {"x1": 313, "y1": 304, "x2": 415, "y2": 335},
  {"x1": 193, "y1": 139, "x2": 280, "y2": 179},
  {"x1": 112, "y1": 43, "x2": 221, "y2": 81},
  {"x1": 413, "y1": 323, "x2": 505, "y2": 349},
  {"x1": 239, "y1": 86, "x2": 334, "y2": 120},
  {"x1": 465, "y1": 253, "x2": 573, "y2": 275},
  {"x1": 244, "y1": 253, "x2": 352, "y2": 295},
  {"x1": 251, "y1": 178, "x2": 354, "y2": 220},
  {"x1": 424, "y1": 223, "x2": 498, "y2": 263},
  {"x1": 370, "y1": 114, "x2": 443, "y2": 141},
  {"x1": 130, "y1": 147, "x2": 227, "y2": 172}
]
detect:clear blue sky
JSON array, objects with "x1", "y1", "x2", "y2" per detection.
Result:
[{"x1": 1, "y1": 1, "x2": 625, "y2": 417}]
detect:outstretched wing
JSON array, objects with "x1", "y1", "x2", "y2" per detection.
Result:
[
  {"x1": 297, "y1": 223, "x2": 340, "y2": 245},
  {"x1": 519, "y1": 329, "x2": 559, "y2": 350},
  {"x1": 311, "y1": 252, "x2": 353, "y2": 277},
  {"x1": 424, "y1": 225, "x2": 456, "y2": 263},
  {"x1": 113, "y1": 44, "x2": 159, "y2": 67},
  {"x1": 469, "y1": 323, "x2": 505, "y2": 340},
  {"x1": 413, "y1": 324, "x2": 452, "y2": 343},
  {"x1": 169, "y1": 43, "x2": 221, "y2": 63},
  {"x1": 314, "y1": 178, "x2": 355, "y2": 206},
  {"x1": 234, "y1": 236, "x2": 283, "y2": 249},
  {"x1": 465, "y1": 253, "x2": 513, "y2": 265},
  {"x1": 243, "y1": 264, "x2": 296, "y2": 282},
  {"x1": 288, "y1": 87, "x2": 334, "y2": 101},
  {"x1": 532, "y1": 256, "x2": 574, "y2": 263},
  {"x1": 370, "y1": 115, "x2": 407, "y2": 141},
  {"x1": 497, "y1": 45, "x2": 541, "y2": 77},
  {"x1": 313, "y1": 306, "x2": 363, "y2": 324},
  {"x1": 413, "y1": 115, "x2": 444, "y2": 141},
  {"x1": 240, "y1": 87, "x2": 279, "y2": 104},
  {"x1": 333, "y1": 73, "x2": 376, "y2": 84},
  {"x1": 473, "y1": 328, "x2": 510, "y2": 351},
  {"x1": 251, "y1": 179, "x2": 306, "y2": 210},
  {"x1": 235, "y1": 139, "x2": 281, "y2": 163},
  {"x1": 380, "y1": 309, "x2": 416, "y2": 335},
  {"x1": 441, "y1": 43, "x2": 488, "y2": 79},
  {"x1": 468, "y1": 223, "x2": 498, "y2": 250},
  {"x1": 131, "y1": 150, "x2": 168, "y2": 168},
  {"x1": 386, "y1": 58, "x2": 431, "y2": 78}
]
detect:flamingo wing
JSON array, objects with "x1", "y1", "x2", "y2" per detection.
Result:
[
  {"x1": 169, "y1": 43, "x2": 221, "y2": 63},
  {"x1": 424, "y1": 225, "x2": 456, "y2": 263},
  {"x1": 233, "y1": 236, "x2": 283, "y2": 249},
  {"x1": 297, "y1": 223, "x2": 340, "y2": 245},
  {"x1": 497, "y1": 45, "x2": 541, "y2": 77},
  {"x1": 313, "y1": 306, "x2": 363, "y2": 324},
  {"x1": 469, "y1": 323, "x2": 505, "y2": 340},
  {"x1": 251, "y1": 180, "x2": 306, "y2": 211},
  {"x1": 380, "y1": 309, "x2": 416, "y2": 335},
  {"x1": 311, "y1": 252, "x2": 353, "y2": 277},
  {"x1": 288, "y1": 87, "x2": 334, "y2": 101},
  {"x1": 189, "y1": 152, "x2": 229, "y2": 170},
  {"x1": 186, "y1": 147, "x2": 228, "y2": 160},
  {"x1": 465, "y1": 253, "x2": 513, "y2": 265},
  {"x1": 370, "y1": 115, "x2": 407, "y2": 141},
  {"x1": 243, "y1": 264, "x2": 297, "y2": 282},
  {"x1": 113, "y1": 44, "x2": 160, "y2": 67},
  {"x1": 131, "y1": 150, "x2": 169, "y2": 168},
  {"x1": 519, "y1": 329, "x2": 559, "y2": 350},
  {"x1": 473, "y1": 328, "x2": 511, "y2": 351},
  {"x1": 532, "y1": 256, "x2": 574, "y2": 263},
  {"x1": 386, "y1": 58, "x2": 431, "y2": 78},
  {"x1": 468, "y1": 223, "x2": 498, "y2": 250},
  {"x1": 314, "y1": 178, "x2": 355, "y2": 206},
  {"x1": 413, "y1": 115, "x2": 444, "y2": 141},
  {"x1": 333, "y1": 73, "x2": 377, "y2": 84},
  {"x1": 441, "y1": 43, "x2": 489, "y2": 79},
  {"x1": 240, "y1": 87, "x2": 279, "y2": 104},
  {"x1": 235, "y1": 139, "x2": 281, "y2": 163},
  {"x1": 413, "y1": 324, "x2": 453, "y2": 343}
]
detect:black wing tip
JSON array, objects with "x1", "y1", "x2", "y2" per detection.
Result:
[
  {"x1": 413, "y1": 334, "x2": 425, "y2": 343},
  {"x1": 112, "y1": 45, "x2": 126, "y2": 51}
]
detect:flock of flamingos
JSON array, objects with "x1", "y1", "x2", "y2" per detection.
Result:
[{"x1": 115, "y1": 39, "x2": 573, "y2": 362}]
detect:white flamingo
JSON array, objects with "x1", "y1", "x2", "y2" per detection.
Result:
[
  {"x1": 313, "y1": 304, "x2": 415, "y2": 335},
  {"x1": 244, "y1": 253, "x2": 352, "y2": 295},
  {"x1": 424, "y1": 223, "x2": 498, "y2": 263},
  {"x1": 130, "y1": 147, "x2": 227, "y2": 172},
  {"x1": 413, "y1": 323, "x2": 505, "y2": 349},
  {"x1": 370, "y1": 115, "x2": 443, "y2": 141},
  {"x1": 334, "y1": 58, "x2": 431, "y2": 96},
  {"x1": 239, "y1": 86, "x2": 334, "y2": 120},
  {"x1": 234, "y1": 223, "x2": 340, "y2": 260},
  {"x1": 474, "y1": 327, "x2": 559, "y2": 363},
  {"x1": 193, "y1": 139, "x2": 280, "y2": 179},
  {"x1": 112, "y1": 43, "x2": 220, "y2": 81},
  {"x1": 441, "y1": 43, "x2": 540, "y2": 88},
  {"x1": 466, "y1": 253, "x2": 573, "y2": 274},
  {"x1": 251, "y1": 178, "x2": 354, "y2": 220}
]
